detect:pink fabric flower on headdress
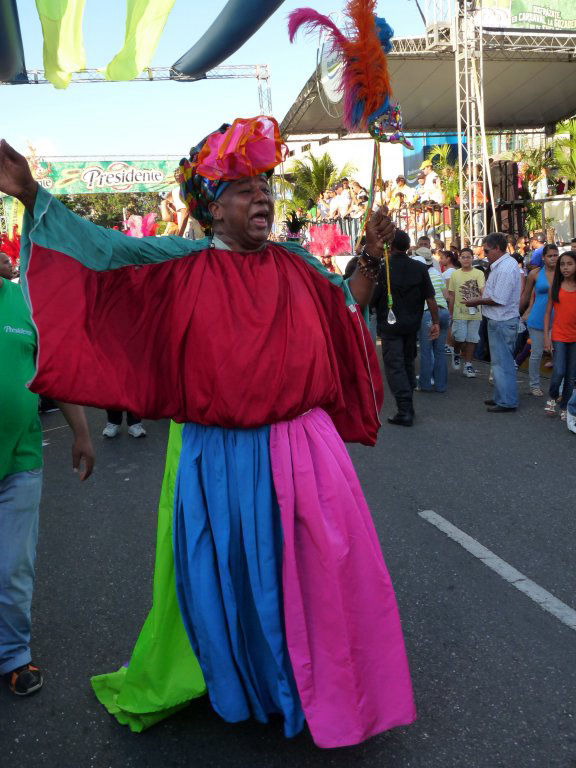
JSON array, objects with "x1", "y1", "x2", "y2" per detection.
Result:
[{"x1": 195, "y1": 116, "x2": 288, "y2": 181}]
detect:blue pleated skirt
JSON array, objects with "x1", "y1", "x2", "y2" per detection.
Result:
[{"x1": 173, "y1": 421, "x2": 304, "y2": 738}]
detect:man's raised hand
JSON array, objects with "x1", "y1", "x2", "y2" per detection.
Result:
[
  {"x1": 364, "y1": 206, "x2": 396, "y2": 259},
  {"x1": 0, "y1": 140, "x2": 38, "y2": 209}
]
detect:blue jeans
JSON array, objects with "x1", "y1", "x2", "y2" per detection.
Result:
[
  {"x1": 487, "y1": 318, "x2": 519, "y2": 408},
  {"x1": 0, "y1": 469, "x2": 43, "y2": 675},
  {"x1": 549, "y1": 341, "x2": 576, "y2": 410},
  {"x1": 527, "y1": 327, "x2": 545, "y2": 389},
  {"x1": 419, "y1": 308, "x2": 450, "y2": 392},
  {"x1": 568, "y1": 388, "x2": 576, "y2": 416}
]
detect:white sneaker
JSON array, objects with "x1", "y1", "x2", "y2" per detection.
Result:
[
  {"x1": 567, "y1": 412, "x2": 576, "y2": 434},
  {"x1": 128, "y1": 423, "x2": 147, "y2": 438},
  {"x1": 463, "y1": 363, "x2": 477, "y2": 378},
  {"x1": 451, "y1": 352, "x2": 461, "y2": 371},
  {"x1": 102, "y1": 423, "x2": 120, "y2": 438}
]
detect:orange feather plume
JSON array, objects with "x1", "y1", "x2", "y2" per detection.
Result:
[{"x1": 340, "y1": 0, "x2": 392, "y2": 130}]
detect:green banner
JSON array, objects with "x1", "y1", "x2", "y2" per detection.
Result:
[
  {"x1": 480, "y1": 0, "x2": 576, "y2": 28},
  {"x1": 511, "y1": 0, "x2": 576, "y2": 28},
  {"x1": 22, "y1": 158, "x2": 177, "y2": 195}
]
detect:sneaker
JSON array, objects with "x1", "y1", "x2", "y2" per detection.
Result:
[
  {"x1": 451, "y1": 353, "x2": 461, "y2": 371},
  {"x1": 128, "y1": 423, "x2": 147, "y2": 438},
  {"x1": 560, "y1": 410, "x2": 567, "y2": 422},
  {"x1": 530, "y1": 388, "x2": 544, "y2": 397},
  {"x1": 463, "y1": 363, "x2": 477, "y2": 378},
  {"x1": 489, "y1": 369, "x2": 494, "y2": 383},
  {"x1": 544, "y1": 399, "x2": 557, "y2": 416},
  {"x1": 444, "y1": 345, "x2": 453, "y2": 355},
  {"x1": 102, "y1": 423, "x2": 120, "y2": 438},
  {"x1": 9, "y1": 664, "x2": 43, "y2": 696},
  {"x1": 567, "y1": 412, "x2": 576, "y2": 434}
]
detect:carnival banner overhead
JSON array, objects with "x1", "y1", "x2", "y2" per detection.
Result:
[{"x1": 8, "y1": 158, "x2": 177, "y2": 195}]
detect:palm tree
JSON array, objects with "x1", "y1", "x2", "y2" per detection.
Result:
[
  {"x1": 553, "y1": 118, "x2": 576, "y2": 191},
  {"x1": 426, "y1": 144, "x2": 459, "y2": 204},
  {"x1": 286, "y1": 152, "x2": 356, "y2": 208}
]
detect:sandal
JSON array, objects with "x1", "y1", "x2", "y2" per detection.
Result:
[
  {"x1": 544, "y1": 399, "x2": 557, "y2": 416},
  {"x1": 530, "y1": 388, "x2": 544, "y2": 397},
  {"x1": 8, "y1": 663, "x2": 43, "y2": 696}
]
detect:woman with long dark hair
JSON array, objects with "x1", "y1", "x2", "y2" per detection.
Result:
[{"x1": 544, "y1": 251, "x2": 576, "y2": 419}]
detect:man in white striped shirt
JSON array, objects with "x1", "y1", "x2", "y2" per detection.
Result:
[{"x1": 463, "y1": 232, "x2": 521, "y2": 411}]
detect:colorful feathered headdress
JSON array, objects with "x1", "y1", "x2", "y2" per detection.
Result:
[
  {"x1": 124, "y1": 213, "x2": 157, "y2": 238},
  {"x1": 289, "y1": 0, "x2": 395, "y2": 132},
  {"x1": 0, "y1": 227, "x2": 21, "y2": 266},
  {"x1": 307, "y1": 224, "x2": 351, "y2": 257}
]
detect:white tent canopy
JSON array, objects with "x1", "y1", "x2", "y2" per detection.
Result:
[{"x1": 280, "y1": 28, "x2": 576, "y2": 135}]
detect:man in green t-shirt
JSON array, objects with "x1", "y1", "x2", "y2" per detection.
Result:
[{"x1": 0, "y1": 250, "x2": 95, "y2": 697}]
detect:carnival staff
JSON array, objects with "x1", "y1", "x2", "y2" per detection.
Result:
[{"x1": 0, "y1": 123, "x2": 415, "y2": 747}]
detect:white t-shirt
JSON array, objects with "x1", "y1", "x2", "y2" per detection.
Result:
[
  {"x1": 329, "y1": 195, "x2": 341, "y2": 217},
  {"x1": 423, "y1": 171, "x2": 439, "y2": 194}
]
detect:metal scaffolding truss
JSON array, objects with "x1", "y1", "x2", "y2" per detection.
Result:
[
  {"x1": 393, "y1": 26, "x2": 576, "y2": 57},
  {"x1": 3, "y1": 64, "x2": 273, "y2": 115}
]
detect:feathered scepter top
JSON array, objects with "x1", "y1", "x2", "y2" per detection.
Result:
[{"x1": 288, "y1": 0, "x2": 394, "y2": 132}]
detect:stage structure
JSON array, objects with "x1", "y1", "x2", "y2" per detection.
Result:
[{"x1": 280, "y1": 1, "x2": 576, "y2": 242}]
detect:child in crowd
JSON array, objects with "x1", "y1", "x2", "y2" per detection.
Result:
[
  {"x1": 448, "y1": 248, "x2": 485, "y2": 377},
  {"x1": 544, "y1": 252, "x2": 576, "y2": 421},
  {"x1": 519, "y1": 243, "x2": 559, "y2": 396}
]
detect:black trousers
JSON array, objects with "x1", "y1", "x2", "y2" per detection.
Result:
[
  {"x1": 106, "y1": 410, "x2": 141, "y2": 426},
  {"x1": 381, "y1": 333, "x2": 418, "y2": 415}
]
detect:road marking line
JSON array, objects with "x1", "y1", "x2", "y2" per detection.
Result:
[
  {"x1": 419, "y1": 509, "x2": 576, "y2": 632},
  {"x1": 42, "y1": 425, "x2": 67, "y2": 433}
]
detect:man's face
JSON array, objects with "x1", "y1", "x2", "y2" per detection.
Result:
[
  {"x1": 0, "y1": 252, "x2": 13, "y2": 279},
  {"x1": 459, "y1": 252, "x2": 473, "y2": 267},
  {"x1": 571, "y1": 242, "x2": 576, "y2": 252},
  {"x1": 209, "y1": 176, "x2": 274, "y2": 250},
  {"x1": 483, "y1": 242, "x2": 504, "y2": 264},
  {"x1": 417, "y1": 237, "x2": 430, "y2": 249}
]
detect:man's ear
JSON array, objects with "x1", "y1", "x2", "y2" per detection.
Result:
[{"x1": 208, "y1": 200, "x2": 222, "y2": 222}]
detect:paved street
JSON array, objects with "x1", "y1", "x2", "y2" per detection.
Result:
[{"x1": 1, "y1": 359, "x2": 575, "y2": 768}]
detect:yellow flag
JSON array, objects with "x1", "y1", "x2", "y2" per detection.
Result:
[
  {"x1": 35, "y1": 0, "x2": 87, "y2": 89},
  {"x1": 106, "y1": 0, "x2": 176, "y2": 82}
]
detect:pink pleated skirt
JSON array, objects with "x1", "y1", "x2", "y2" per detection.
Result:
[{"x1": 270, "y1": 407, "x2": 416, "y2": 748}]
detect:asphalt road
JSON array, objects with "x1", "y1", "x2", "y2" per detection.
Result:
[{"x1": 1, "y1": 358, "x2": 575, "y2": 768}]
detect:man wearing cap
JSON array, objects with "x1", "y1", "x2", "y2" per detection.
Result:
[
  {"x1": 526, "y1": 233, "x2": 546, "y2": 270},
  {"x1": 420, "y1": 159, "x2": 439, "y2": 196},
  {"x1": 0, "y1": 120, "x2": 415, "y2": 746}
]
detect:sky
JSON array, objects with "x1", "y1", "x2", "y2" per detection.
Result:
[{"x1": 1, "y1": 0, "x2": 424, "y2": 158}]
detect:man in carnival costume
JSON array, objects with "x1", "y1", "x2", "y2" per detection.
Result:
[{"x1": 0, "y1": 117, "x2": 416, "y2": 747}]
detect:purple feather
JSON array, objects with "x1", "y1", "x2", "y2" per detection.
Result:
[{"x1": 288, "y1": 8, "x2": 347, "y2": 47}]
